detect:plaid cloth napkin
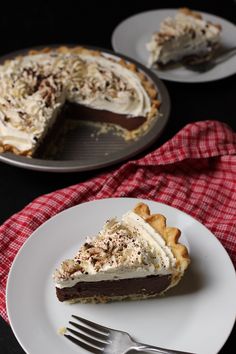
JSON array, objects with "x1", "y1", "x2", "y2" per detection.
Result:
[{"x1": 0, "y1": 120, "x2": 236, "y2": 322}]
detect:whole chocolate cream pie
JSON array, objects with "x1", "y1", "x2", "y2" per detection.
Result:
[
  {"x1": 53, "y1": 203, "x2": 190, "y2": 303},
  {"x1": 0, "y1": 47, "x2": 160, "y2": 157}
]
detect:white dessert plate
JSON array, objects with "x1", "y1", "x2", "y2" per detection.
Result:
[
  {"x1": 112, "y1": 9, "x2": 236, "y2": 83},
  {"x1": 6, "y1": 198, "x2": 236, "y2": 354},
  {"x1": 0, "y1": 46, "x2": 170, "y2": 173}
]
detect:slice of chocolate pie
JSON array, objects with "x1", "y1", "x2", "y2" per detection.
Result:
[
  {"x1": 147, "y1": 8, "x2": 221, "y2": 67},
  {"x1": 53, "y1": 203, "x2": 190, "y2": 303}
]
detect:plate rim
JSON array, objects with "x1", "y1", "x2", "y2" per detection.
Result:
[
  {"x1": 111, "y1": 8, "x2": 236, "y2": 83},
  {"x1": 0, "y1": 45, "x2": 170, "y2": 173},
  {"x1": 6, "y1": 197, "x2": 236, "y2": 354}
]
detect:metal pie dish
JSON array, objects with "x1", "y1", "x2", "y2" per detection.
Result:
[{"x1": 0, "y1": 45, "x2": 171, "y2": 173}]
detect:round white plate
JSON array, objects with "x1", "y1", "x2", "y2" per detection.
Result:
[
  {"x1": 6, "y1": 198, "x2": 236, "y2": 354},
  {"x1": 112, "y1": 9, "x2": 236, "y2": 82}
]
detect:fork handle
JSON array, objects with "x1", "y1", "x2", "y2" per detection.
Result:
[
  {"x1": 215, "y1": 47, "x2": 236, "y2": 64},
  {"x1": 135, "y1": 342, "x2": 194, "y2": 354}
]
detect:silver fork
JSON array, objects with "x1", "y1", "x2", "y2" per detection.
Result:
[
  {"x1": 64, "y1": 315, "x2": 194, "y2": 354},
  {"x1": 182, "y1": 46, "x2": 236, "y2": 73}
]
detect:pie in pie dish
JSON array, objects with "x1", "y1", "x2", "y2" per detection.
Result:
[
  {"x1": 53, "y1": 203, "x2": 190, "y2": 303},
  {"x1": 146, "y1": 8, "x2": 222, "y2": 67},
  {"x1": 0, "y1": 46, "x2": 160, "y2": 157}
]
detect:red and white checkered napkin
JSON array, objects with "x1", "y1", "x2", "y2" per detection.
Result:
[{"x1": 0, "y1": 120, "x2": 236, "y2": 322}]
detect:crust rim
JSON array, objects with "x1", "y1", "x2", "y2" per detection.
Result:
[{"x1": 133, "y1": 202, "x2": 190, "y2": 273}]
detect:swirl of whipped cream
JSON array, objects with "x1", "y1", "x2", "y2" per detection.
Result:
[{"x1": 72, "y1": 54, "x2": 152, "y2": 117}]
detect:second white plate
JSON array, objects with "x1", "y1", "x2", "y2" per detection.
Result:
[
  {"x1": 112, "y1": 9, "x2": 236, "y2": 82},
  {"x1": 7, "y1": 198, "x2": 236, "y2": 354}
]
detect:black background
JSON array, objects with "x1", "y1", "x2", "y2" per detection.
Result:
[{"x1": 0, "y1": 0, "x2": 235, "y2": 353}]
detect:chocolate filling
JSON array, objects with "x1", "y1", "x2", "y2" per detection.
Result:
[
  {"x1": 65, "y1": 102, "x2": 146, "y2": 130},
  {"x1": 56, "y1": 274, "x2": 171, "y2": 302}
]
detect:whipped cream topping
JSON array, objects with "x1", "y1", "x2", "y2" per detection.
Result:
[
  {"x1": 147, "y1": 10, "x2": 221, "y2": 66},
  {"x1": 76, "y1": 54, "x2": 151, "y2": 117},
  {"x1": 53, "y1": 211, "x2": 177, "y2": 289},
  {"x1": 0, "y1": 50, "x2": 153, "y2": 153}
]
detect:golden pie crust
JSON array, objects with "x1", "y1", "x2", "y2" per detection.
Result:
[
  {"x1": 133, "y1": 202, "x2": 190, "y2": 287},
  {"x1": 179, "y1": 7, "x2": 222, "y2": 30}
]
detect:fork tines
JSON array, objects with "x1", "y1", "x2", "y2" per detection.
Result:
[{"x1": 64, "y1": 315, "x2": 110, "y2": 354}]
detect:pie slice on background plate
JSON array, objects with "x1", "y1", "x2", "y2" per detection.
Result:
[{"x1": 146, "y1": 7, "x2": 222, "y2": 67}]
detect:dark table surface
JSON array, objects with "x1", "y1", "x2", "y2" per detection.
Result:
[{"x1": 0, "y1": 1, "x2": 235, "y2": 353}]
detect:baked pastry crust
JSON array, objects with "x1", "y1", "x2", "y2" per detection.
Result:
[
  {"x1": 179, "y1": 8, "x2": 222, "y2": 30},
  {"x1": 0, "y1": 46, "x2": 160, "y2": 156},
  {"x1": 134, "y1": 203, "x2": 190, "y2": 275},
  {"x1": 179, "y1": 7, "x2": 203, "y2": 20}
]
